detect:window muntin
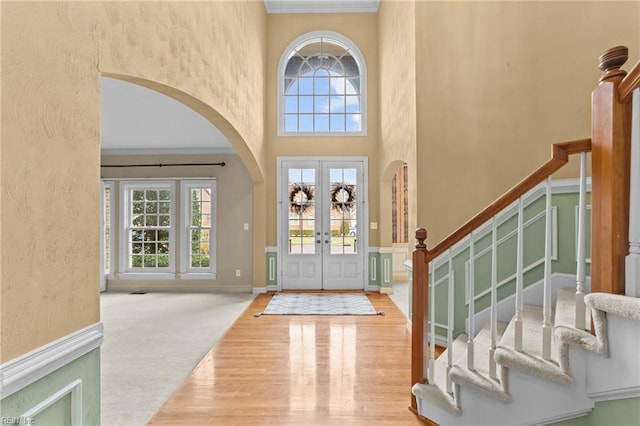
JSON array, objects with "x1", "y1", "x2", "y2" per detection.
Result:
[
  {"x1": 182, "y1": 181, "x2": 216, "y2": 274},
  {"x1": 122, "y1": 182, "x2": 174, "y2": 272},
  {"x1": 279, "y1": 32, "x2": 366, "y2": 135},
  {"x1": 102, "y1": 181, "x2": 114, "y2": 275}
]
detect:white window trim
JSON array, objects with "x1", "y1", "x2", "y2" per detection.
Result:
[
  {"x1": 118, "y1": 181, "x2": 176, "y2": 279},
  {"x1": 102, "y1": 180, "x2": 115, "y2": 279},
  {"x1": 180, "y1": 180, "x2": 217, "y2": 278},
  {"x1": 277, "y1": 30, "x2": 368, "y2": 137}
]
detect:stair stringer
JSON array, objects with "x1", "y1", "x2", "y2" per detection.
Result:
[
  {"x1": 563, "y1": 293, "x2": 640, "y2": 400},
  {"x1": 415, "y1": 346, "x2": 594, "y2": 426},
  {"x1": 413, "y1": 290, "x2": 640, "y2": 425}
]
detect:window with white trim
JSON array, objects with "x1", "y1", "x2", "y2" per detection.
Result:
[
  {"x1": 120, "y1": 182, "x2": 175, "y2": 275},
  {"x1": 279, "y1": 31, "x2": 367, "y2": 136},
  {"x1": 181, "y1": 180, "x2": 216, "y2": 275},
  {"x1": 118, "y1": 180, "x2": 217, "y2": 279}
]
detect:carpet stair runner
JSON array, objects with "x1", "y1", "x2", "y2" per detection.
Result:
[{"x1": 412, "y1": 286, "x2": 640, "y2": 424}]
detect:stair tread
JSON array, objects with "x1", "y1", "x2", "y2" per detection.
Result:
[
  {"x1": 554, "y1": 287, "x2": 591, "y2": 331},
  {"x1": 414, "y1": 335, "x2": 464, "y2": 417},
  {"x1": 495, "y1": 305, "x2": 572, "y2": 385},
  {"x1": 447, "y1": 321, "x2": 511, "y2": 402},
  {"x1": 497, "y1": 305, "x2": 550, "y2": 358}
]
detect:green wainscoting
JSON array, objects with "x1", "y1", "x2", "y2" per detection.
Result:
[
  {"x1": 547, "y1": 397, "x2": 640, "y2": 426},
  {"x1": 429, "y1": 192, "x2": 592, "y2": 340},
  {"x1": 0, "y1": 349, "x2": 100, "y2": 425},
  {"x1": 368, "y1": 249, "x2": 393, "y2": 291},
  {"x1": 265, "y1": 248, "x2": 278, "y2": 288}
]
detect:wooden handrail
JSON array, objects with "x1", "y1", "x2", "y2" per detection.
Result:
[
  {"x1": 619, "y1": 59, "x2": 640, "y2": 103},
  {"x1": 425, "y1": 139, "x2": 592, "y2": 262}
]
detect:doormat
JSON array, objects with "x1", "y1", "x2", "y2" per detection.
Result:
[{"x1": 254, "y1": 293, "x2": 384, "y2": 316}]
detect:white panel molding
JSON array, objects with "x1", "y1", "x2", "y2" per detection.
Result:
[
  {"x1": 588, "y1": 386, "x2": 640, "y2": 402},
  {"x1": 21, "y1": 379, "x2": 82, "y2": 426},
  {"x1": 0, "y1": 323, "x2": 103, "y2": 399},
  {"x1": 431, "y1": 178, "x2": 590, "y2": 270}
]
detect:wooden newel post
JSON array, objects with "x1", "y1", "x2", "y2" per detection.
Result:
[
  {"x1": 591, "y1": 46, "x2": 632, "y2": 295},
  {"x1": 411, "y1": 228, "x2": 429, "y2": 410}
]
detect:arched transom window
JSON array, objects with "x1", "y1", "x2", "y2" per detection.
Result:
[{"x1": 279, "y1": 31, "x2": 366, "y2": 135}]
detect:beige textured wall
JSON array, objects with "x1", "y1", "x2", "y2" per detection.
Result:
[
  {"x1": 415, "y1": 0, "x2": 640, "y2": 246},
  {"x1": 378, "y1": 0, "x2": 417, "y2": 248},
  {"x1": 1, "y1": 1, "x2": 267, "y2": 361},
  {"x1": 265, "y1": 13, "x2": 381, "y2": 247},
  {"x1": 101, "y1": 154, "x2": 253, "y2": 291},
  {"x1": 96, "y1": 1, "x2": 268, "y2": 286},
  {"x1": 1, "y1": 2, "x2": 100, "y2": 362}
]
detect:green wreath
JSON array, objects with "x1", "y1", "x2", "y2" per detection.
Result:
[
  {"x1": 331, "y1": 183, "x2": 356, "y2": 213},
  {"x1": 289, "y1": 184, "x2": 314, "y2": 215}
]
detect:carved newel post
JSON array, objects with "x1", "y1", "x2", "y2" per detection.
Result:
[
  {"x1": 591, "y1": 46, "x2": 632, "y2": 295},
  {"x1": 411, "y1": 228, "x2": 429, "y2": 410}
]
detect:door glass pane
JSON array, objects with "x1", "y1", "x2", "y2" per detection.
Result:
[
  {"x1": 329, "y1": 168, "x2": 357, "y2": 254},
  {"x1": 289, "y1": 168, "x2": 316, "y2": 255}
]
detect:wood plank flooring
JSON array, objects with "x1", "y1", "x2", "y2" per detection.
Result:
[{"x1": 149, "y1": 292, "x2": 433, "y2": 425}]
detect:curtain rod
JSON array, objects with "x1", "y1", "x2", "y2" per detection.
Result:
[{"x1": 101, "y1": 162, "x2": 226, "y2": 168}]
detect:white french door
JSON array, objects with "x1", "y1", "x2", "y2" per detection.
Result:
[{"x1": 279, "y1": 158, "x2": 366, "y2": 290}]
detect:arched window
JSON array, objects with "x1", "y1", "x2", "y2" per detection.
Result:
[{"x1": 278, "y1": 31, "x2": 366, "y2": 136}]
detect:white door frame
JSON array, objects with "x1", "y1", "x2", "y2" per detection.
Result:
[{"x1": 277, "y1": 156, "x2": 369, "y2": 291}]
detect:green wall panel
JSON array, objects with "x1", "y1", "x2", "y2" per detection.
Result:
[
  {"x1": 429, "y1": 191, "x2": 592, "y2": 340},
  {"x1": 0, "y1": 348, "x2": 100, "y2": 426},
  {"x1": 547, "y1": 397, "x2": 640, "y2": 426}
]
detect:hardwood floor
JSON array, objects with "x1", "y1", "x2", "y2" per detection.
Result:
[{"x1": 149, "y1": 292, "x2": 433, "y2": 425}]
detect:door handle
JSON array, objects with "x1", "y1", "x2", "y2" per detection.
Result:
[
  {"x1": 316, "y1": 240, "x2": 321, "y2": 244},
  {"x1": 324, "y1": 240, "x2": 329, "y2": 244}
]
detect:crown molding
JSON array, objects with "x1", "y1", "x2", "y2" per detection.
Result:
[
  {"x1": 264, "y1": 0, "x2": 379, "y2": 14},
  {"x1": 101, "y1": 147, "x2": 237, "y2": 156}
]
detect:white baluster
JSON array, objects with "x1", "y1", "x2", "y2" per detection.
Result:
[
  {"x1": 446, "y1": 255, "x2": 454, "y2": 395},
  {"x1": 489, "y1": 217, "x2": 498, "y2": 379},
  {"x1": 467, "y1": 232, "x2": 475, "y2": 371},
  {"x1": 428, "y1": 266, "x2": 436, "y2": 383},
  {"x1": 424, "y1": 264, "x2": 430, "y2": 382},
  {"x1": 576, "y1": 152, "x2": 588, "y2": 330},
  {"x1": 627, "y1": 88, "x2": 640, "y2": 297},
  {"x1": 515, "y1": 198, "x2": 524, "y2": 352},
  {"x1": 542, "y1": 176, "x2": 553, "y2": 360}
]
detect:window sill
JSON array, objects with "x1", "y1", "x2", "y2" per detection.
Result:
[
  {"x1": 179, "y1": 273, "x2": 217, "y2": 280},
  {"x1": 117, "y1": 273, "x2": 175, "y2": 280}
]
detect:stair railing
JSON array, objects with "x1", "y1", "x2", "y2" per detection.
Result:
[
  {"x1": 411, "y1": 46, "x2": 640, "y2": 413},
  {"x1": 411, "y1": 139, "x2": 591, "y2": 410}
]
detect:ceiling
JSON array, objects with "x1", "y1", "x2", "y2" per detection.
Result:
[
  {"x1": 100, "y1": 1, "x2": 380, "y2": 156},
  {"x1": 100, "y1": 77, "x2": 234, "y2": 156}
]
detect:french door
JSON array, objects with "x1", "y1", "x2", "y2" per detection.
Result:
[{"x1": 279, "y1": 158, "x2": 366, "y2": 290}]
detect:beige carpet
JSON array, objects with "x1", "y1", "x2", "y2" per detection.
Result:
[{"x1": 100, "y1": 291, "x2": 255, "y2": 426}]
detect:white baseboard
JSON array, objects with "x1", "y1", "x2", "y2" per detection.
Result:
[
  {"x1": 0, "y1": 322, "x2": 103, "y2": 399},
  {"x1": 589, "y1": 385, "x2": 640, "y2": 402},
  {"x1": 380, "y1": 287, "x2": 394, "y2": 295},
  {"x1": 253, "y1": 285, "x2": 277, "y2": 294}
]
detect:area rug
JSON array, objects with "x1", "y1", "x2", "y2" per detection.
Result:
[{"x1": 255, "y1": 293, "x2": 383, "y2": 316}]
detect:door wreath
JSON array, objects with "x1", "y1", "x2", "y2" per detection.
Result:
[
  {"x1": 331, "y1": 183, "x2": 356, "y2": 213},
  {"x1": 289, "y1": 184, "x2": 314, "y2": 215}
]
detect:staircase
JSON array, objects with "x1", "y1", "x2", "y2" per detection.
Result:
[
  {"x1": 412, "y1": 285, "x2": 640, "y2": 425},
  {"x1": 409, "y1": 46, "x2": 640, "y2": 425}
]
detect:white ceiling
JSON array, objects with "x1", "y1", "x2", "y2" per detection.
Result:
[
  {"x1": 101, "y1": 1, "x2": 380, "y2": 155},
  {"x1": 100, "y1": 77, "x2": 234, "y2": 156}
]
